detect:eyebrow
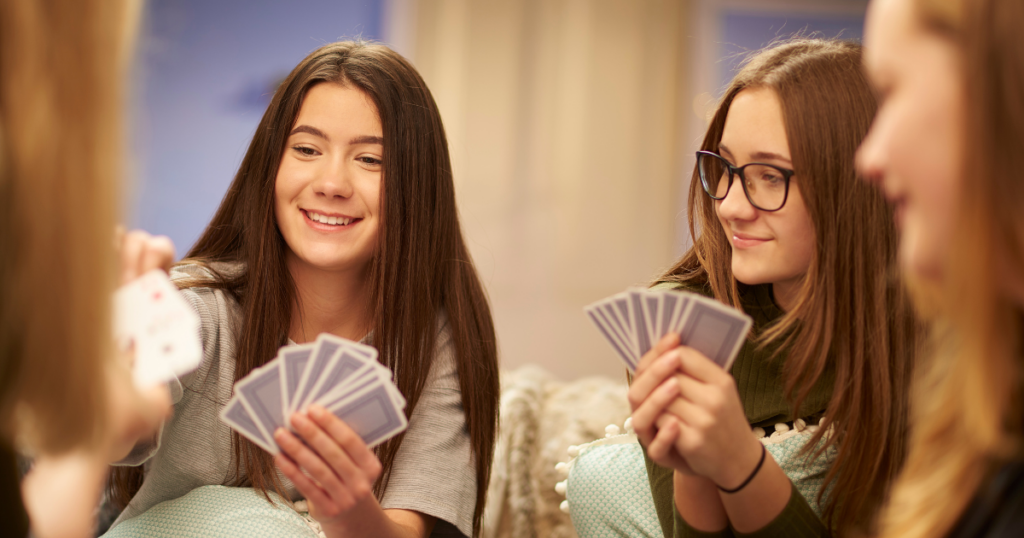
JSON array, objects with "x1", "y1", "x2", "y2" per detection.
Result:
[
  {"x1": 718, "y1": 144, "x2": 792, "y2": 166},
  {"x1": 289, "y1": 125, "x2": 384, "y2": 146}
]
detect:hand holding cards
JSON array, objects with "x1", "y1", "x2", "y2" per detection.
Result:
[
  {"x1": 114, "y1": 269, "x2": 202, "y2": 389},
  {"x1": 585, "y1": 288, "x2": 752, "y2": 372},
  {"x1": 220, "y1": 334, "x2": 407, "y2": 454}
]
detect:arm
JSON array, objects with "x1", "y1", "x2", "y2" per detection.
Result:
[
  {"x1": 661, "y1": 348, "x2": 828, "y2": 537},
  {"x1": 274, "y1": 405, "x2": 436, "y2": 538},
  {"x1": 630, "y1": 334, "x2": 730, "y2": 536},
  {"x1": 23, "y1": 230, "x2": 175, "y2": 538}
]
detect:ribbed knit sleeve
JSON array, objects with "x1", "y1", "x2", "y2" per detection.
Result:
[{"x1": 670, "y1": 481, "x2": 828, "y2": 538}]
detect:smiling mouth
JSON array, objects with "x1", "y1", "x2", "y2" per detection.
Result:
[{"x1": 303, "y1": 210, "x2": 361, "y2": 227}]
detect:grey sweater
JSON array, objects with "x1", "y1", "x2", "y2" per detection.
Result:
[{"x1": 111, "y1": 263, "x2": 477, "y2": 537}]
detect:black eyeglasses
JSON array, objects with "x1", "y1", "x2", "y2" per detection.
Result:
[{"x1": 696, "y1": 150, "x2": 795, "y2": 212}]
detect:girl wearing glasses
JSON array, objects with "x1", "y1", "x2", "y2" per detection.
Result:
[{"x1": 626, "y1": 39, "x2": 918, "y2": 537}]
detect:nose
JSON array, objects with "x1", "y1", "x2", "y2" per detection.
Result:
[
  {"x1": 716, "y1": 176, "x2": 758, "y2": 222},
  {"x1": 311, "y1": 157, "x2": 354, "y2": 199},
  {"x1": 856, "y1": 121, "x2": 886, "y2": 186}
]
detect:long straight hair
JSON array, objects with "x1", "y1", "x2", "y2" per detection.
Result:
[
  {"x1": 877, "y1": 0, "x2": 1024, "y2": 536},
  {"x1": 109, "y1": 42, "x2": 500, "y2": 536},
  {"x1": 0, "y1": 0, "x2": 136, "y2": 454},
  {"x1": 660, "y1": 39, "x2": 918, "y2": 533}
]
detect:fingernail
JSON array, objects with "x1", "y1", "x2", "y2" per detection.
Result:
[
  {"x1": 309, "y1": 405, "x2": 326, "y2": 418},
  {"x1": 274, "y1": 428, "x2": 286, "y2": 439},
  {"x1": 291, "y1": 413, "x2": 308, "y2": 427}
]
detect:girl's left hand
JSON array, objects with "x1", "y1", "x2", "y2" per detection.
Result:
[
  {"x1": 274, "y1": 405, "x2": 383, "y2": 528},
  {"x1": 662, "y1": 347, "x2": 765, "y2": 490}
]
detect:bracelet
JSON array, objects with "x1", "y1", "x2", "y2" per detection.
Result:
[{"x1": 717, "y1": 443, "x2": 766, "y2": 494}]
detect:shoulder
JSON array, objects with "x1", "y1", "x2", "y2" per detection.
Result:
[
  {"x1": 425, "y1": 311, "x2": 458, "y2": 391},
  {"x1": 169, "y1": 262, "x2": 244, "y2": 364}
]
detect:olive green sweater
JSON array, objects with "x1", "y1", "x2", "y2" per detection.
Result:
[{"x1": 644, "y1": 282, "x2": 834, "y2": 538}]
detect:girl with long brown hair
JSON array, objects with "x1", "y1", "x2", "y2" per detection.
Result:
[
  {"x1": 626, "y1": 39, "x2": 917, "y2": 537},
  {"x1": 859, "y1": 0, "x2": 1024, "y2": 535},
  {"x1": 106, "y1": 41, "x2": 499, "y2": 538}
]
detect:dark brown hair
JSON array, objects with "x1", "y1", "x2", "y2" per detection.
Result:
[
  {"x1": 109, "y1": 41, "x2": 499, "y2": 536},
  {"x1": 661, "y1": 39, "x2": 918, "y2": 533}
]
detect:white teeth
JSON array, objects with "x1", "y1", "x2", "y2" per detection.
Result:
[{"x1": 307, "y1": 211, "x2": 354, "y2": 226}]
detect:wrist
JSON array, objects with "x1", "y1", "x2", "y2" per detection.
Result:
[{"x1": 713, "y1": 439, "x2": 765, "y2": 491}]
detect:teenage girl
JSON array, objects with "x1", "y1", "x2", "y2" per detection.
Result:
[
  {"x1": 108, "y1": 42, "x2": 499, "y2": 538},
  {"x1": 628, "y1": 39, "x2": 918, "y2": 537}
]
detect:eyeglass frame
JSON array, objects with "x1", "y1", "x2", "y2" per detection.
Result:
[{"x1": 696, "y1": 150, "x2": 796, "y2": 212}]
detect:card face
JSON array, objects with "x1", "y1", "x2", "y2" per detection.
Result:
[
  {"x1": 677, "y1": 298, "x2": 752, "y2": 371},
  {"x1": 115, "y1": 269, "x2": 203, "y2": 389},
  {"x1": 326, "y1": 381, "x2": 408, "y2": 448},
  {"x1": 220, "y1": 397, "x2": 278, "y2": 454},
  {"x1": 236, "y1": 363, "x2": 285, "y2": 443},
  {"x1": 279, "y1": 344, "x2": 314, "y2": 417}
]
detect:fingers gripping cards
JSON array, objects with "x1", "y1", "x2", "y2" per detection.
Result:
[
  {"x1": 584, "y1": 288, "x2": 753, "y2": 372},
  {"x1": 219, "y1": 334, "x2": 407, "y2": 454}
]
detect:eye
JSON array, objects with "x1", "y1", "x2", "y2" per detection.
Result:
[
  {"x1": 293, "y1": 146, "x2": 319, "y2": 157},
  {"x1": 358, "y1": 156, "x2": 382, "y2": 166}
]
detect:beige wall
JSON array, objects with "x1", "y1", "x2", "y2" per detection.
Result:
[{"x1": 395, "y1": 0, "x2": 693, "y2": 380}]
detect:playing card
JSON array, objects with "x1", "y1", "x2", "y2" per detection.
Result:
[
  {"x1": 641, "y1": 290, "x2": 662, "y2": 350},
  {"x1": 675, "y1": 296, "x2": 752, "y2": 371},
  {"x1": 290, "y1": 334, "x2": 346, "y2": 413},
  {"x1": 114, "y1": 269, "x2": 202, "y2": 389},
  {"x1": 585, "y1": 305, "x2": 638, "y2": 370},
  {"x1": 627, "y1": 290, "x2": 653, "y2": 356},
  {"x1": 279, "y1": 343, "x2": 315, "y2": 417},
  {"x1": 220, "y1": 396, "x2": 278, "y2": 454},
  {"x1": 596, "y1": 300, "x2": 638, "y2": 358},
  {"x1": 236, "y1": 361, "x2": 286, "y2": 444},
  {"x1": 297, "y1": 346, "x2": 376, "y2": 416},
  {"x1": 325, "y1": 379, "x2": 408, "y2": 448}
]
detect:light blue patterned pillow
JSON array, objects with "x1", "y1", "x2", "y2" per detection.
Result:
[
  {"x1": 102, "y1": 485, "x2": 321, "y2": 538},
  {"x1": 564, "y1": 434, "x2": 663, "y2": 538}
]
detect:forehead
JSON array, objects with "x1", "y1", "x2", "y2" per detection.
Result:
[
  {"x1": 720, "y1": 87, "x2": 790, "y2": 159},
  {"x1": 863, "y1": 0, "x2": 920, "y2": 71},
  {"x1": 293, "y1": 82, "x2": 382, "y2": 135}
]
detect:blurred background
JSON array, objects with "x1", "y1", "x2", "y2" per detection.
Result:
[{"x1": 128, "y1": 0, "x2": 867, "y2": 381}]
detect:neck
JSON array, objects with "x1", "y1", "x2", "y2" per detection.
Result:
[
  {"x1": 771, "y1": 278, "x2": 802, "y2": 313},
  {"x1": 287, "y1": 254, "x2": 373, "y2": 344}
]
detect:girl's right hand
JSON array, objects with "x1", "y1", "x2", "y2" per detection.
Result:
[
  {"x1": 627, "y1": 333, "x2": 694, "y2": 474},
  {"x1": 106, "y1": 228, "x2": 177, "y2": 461}
]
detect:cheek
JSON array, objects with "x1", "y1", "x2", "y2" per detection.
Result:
[{"x1": 774, "y1": 199, "x2": 816, "y2": 275}]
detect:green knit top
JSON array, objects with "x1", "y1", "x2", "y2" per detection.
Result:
[{"x1": 644, "y1": 282, "x2": 835, "y2": 538}]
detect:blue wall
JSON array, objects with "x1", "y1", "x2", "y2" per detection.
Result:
[
  {"x1": 129, "y1": 0, "x2": 383, "y2": 256},
  {"x1": 717, "y1": 10, "x2": 864, "y2": 92}
]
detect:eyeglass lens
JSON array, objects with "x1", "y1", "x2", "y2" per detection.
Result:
[{"x1": 698, "y1": 153, "x2": 787, "y2": 211}]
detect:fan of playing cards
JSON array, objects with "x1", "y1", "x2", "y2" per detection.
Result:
[
  {"x1": 220, "y1": 333, "x2": 408, "y2": 454},
  {"x1": 585, "y1": 288, "x2": 753, "y2": 372}
]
